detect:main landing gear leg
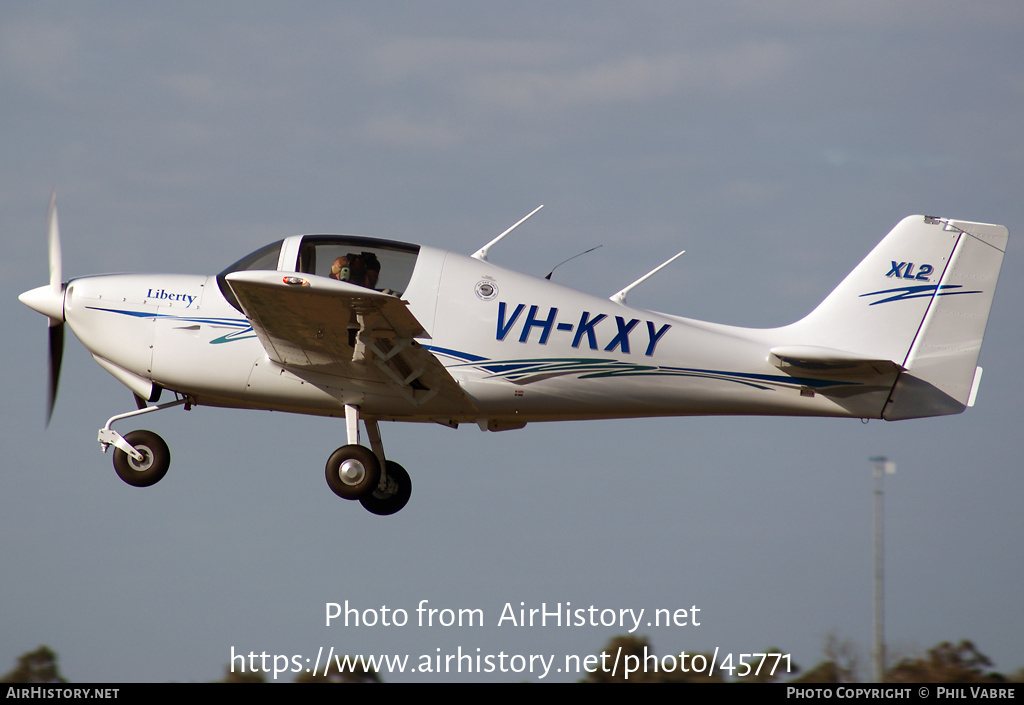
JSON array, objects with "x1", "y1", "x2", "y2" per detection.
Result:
[
  {"x1": 98, "y1": 397, "x2": 187, "y2": 488},
  {"x1": 324, "y1": 404, "x2": 413, "y2": 515}
]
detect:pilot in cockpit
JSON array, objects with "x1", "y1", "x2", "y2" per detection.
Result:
[
  {"x1": 331, "y1": 252, "x2": 385, "y2": 292},
  {"x1": 330, "y1": 254, "x2": 366, "y2": 286},
  {"x1": 361, "y1": 252, "x2": 381, "y2": 289}
]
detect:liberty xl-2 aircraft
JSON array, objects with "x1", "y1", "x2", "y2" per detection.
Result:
[{"x1": 19, "y1": 197, "x2": 1008, "y2": 515}]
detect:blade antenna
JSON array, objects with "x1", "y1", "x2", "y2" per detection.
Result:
[
  {"x1": 472, "y1": 205, "x2": 543, "y2": 261},
  {"x1": 610, "y1": 249, "x2": 686, "y2": 305},
  {"x1": 545, "y1": 245, "x2": 602, "y2": 280}
]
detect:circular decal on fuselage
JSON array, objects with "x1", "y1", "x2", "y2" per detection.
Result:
[{"x1": 475, "y1": 280, "x2": 498, "y2": 300}]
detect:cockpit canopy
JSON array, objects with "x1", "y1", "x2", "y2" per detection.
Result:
[{"x1": 217, "y1": 235, "x2": 420, "y2": 312}]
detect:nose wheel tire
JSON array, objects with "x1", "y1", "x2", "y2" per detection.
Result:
[
  {"x1": 113, "y1": 430, "x2": 170, "y2": 487},
  {"x1": 325, "y1": 445, "x2": 381, "y2": 500},
  {"x1": 360, "y1": 460, "x2": 412, "y2": 516}
]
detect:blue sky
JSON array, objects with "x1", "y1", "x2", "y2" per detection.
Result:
[{"x1": 3, "y1": 2, "x2": 1022, "y2": 682}]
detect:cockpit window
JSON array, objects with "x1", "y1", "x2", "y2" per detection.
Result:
[
  {"x1": 296, "y1": 236, "x2": 419, "y2": 296},
  {"x1": 216, "y1": 236, "x2": 420, "y2": 313},
  {"x1": 216, "y1": 239, "x2": 283, "y2": 312}
]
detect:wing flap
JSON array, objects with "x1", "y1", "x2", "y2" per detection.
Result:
[{"x1": 225, "y1": 271, "x2": 474, "y2": 410}]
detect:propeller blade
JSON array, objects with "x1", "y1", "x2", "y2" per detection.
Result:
[
  {"x1": 47, "y1": 320, "x2": 64, "y2": 426},
  {"x1": 47, "y1": 190, "x2": 62, "y2": 295},
  {"x1": 44, "y1": 191, "x2": 65, "y2": 425}
]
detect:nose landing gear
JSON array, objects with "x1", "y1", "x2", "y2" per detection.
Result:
[{"x1": 99, "y1": 398, "x2": 186, "y2": 488}]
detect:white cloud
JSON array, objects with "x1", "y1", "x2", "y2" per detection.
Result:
[{"x1": 359, "y1": 37, "x2": 798, "y2": 129}]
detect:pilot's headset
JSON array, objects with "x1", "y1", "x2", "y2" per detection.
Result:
[{"x1": 333, "y1": 253, "x2": 361, "y2": 283}]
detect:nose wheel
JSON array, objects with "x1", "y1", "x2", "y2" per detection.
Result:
[{"x1": 112, "y1": 430, "x2": 170, "y2": 487}]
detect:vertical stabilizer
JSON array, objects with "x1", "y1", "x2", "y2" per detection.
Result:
[{"x1": 785, "y1": 215, "x2": 1008, "y2": 419}]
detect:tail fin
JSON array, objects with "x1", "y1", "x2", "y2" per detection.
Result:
[{"x1": 784, "y1": 215, "x2": 1008, "y2": 419}]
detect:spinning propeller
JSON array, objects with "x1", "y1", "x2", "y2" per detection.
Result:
[{"x1": 19, "y1": 191, "x2": 66, "y2": 425}]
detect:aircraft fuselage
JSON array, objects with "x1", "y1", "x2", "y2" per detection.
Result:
[{"x1": 64, "y1": 241, "x2": 887, "y2": 428}]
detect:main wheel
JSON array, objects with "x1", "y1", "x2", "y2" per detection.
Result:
[
  {"x1": 325, "y1": 445, "x2": 380, "y2": 500},
  {"x1": 360, "y1": 460, "x2": 412, "y2": 516},
  {"x1": 113, "y1": 430, "x2": 170, "y2": 488}
]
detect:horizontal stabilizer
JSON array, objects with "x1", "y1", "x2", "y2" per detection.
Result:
[{"x1": 769, "y1": 345, "x2": 902, "y2": 379}]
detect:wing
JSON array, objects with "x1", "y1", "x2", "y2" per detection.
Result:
[{"x1": 225, "y1": 271, "x2": 476, "y2": 413}]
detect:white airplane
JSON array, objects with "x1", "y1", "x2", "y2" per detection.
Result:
[{"x1": 19, "y1": 196, "x2": 1008, "y2": 515}]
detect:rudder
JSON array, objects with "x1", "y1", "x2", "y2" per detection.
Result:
[{"x1": 882, "y1": 217, "x2": 1008, "y2": 419}]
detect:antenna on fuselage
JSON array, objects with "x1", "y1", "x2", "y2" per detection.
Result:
[
  {"x1": 610, "y1": 249, "x2": 686, "y2": 305},
  {"x1": 544, "y1": 245, "x2": 602, "y2": 280},
  {"x1": 472, "y1": 205, "x2": 543, "y2": 262}
]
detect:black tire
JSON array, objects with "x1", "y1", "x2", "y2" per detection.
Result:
[
  {"x1": 360, "y1": 460, "x2": 412, "y2": 516},
  {"x1": 325, "y1": 445, "x2": 381, "y2": 500},
  {"x1": 113, "y1": 430, "x2": 170, "y2": 488}
]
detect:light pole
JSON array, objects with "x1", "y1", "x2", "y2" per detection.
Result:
[{"x1": 870, "y1": 456, "x2": 896, "y2": 683}]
